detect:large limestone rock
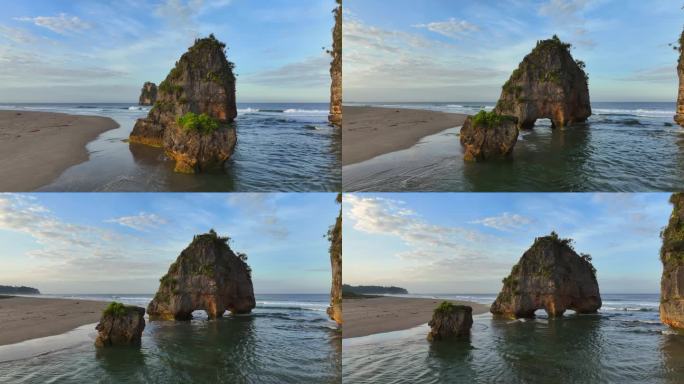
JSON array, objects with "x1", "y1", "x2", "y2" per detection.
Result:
[
  {"x1": 147, "y1": 230, "x2": 255, "y2": 320},
  {"x1": 676, "y1": 30, "x2": 684, "y2": 127},
  {"x1": 327, "y1": 193, "x2": 342, "y2": 325},
  {"x1": 460, "y1": 111, "x2": 518, "y2": 162},
  {"x1": 494, "y1": 35, "x2": 591, "y2": 130},
  {"x1": 138, "y1": 82, "x2": 158, "y2": 106},
  {"x1": 491, "y1": 232, "x2": 601, "y2": 318},
  {"x1": 95, "y1": 302, "x2": 145, "y2": 347},
  {"x1": 660, "y1": 193, "x2": 684, "y2": 329},
  {"x1": 427, "y1": 302, "x2": 473, "y2": 341},
  {"x1": 328, "y1": 0, "x2": 342, "y2": 127},
  {"x1": 130, "y1": 34, "x2": 238, "y2": 173}
]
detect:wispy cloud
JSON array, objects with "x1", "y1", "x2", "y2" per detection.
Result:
[
  {"x1": 470, "y1": 212, "x2": 532, "y2": 232},
  {"x1": 14, "y1": 13, "x2": 91, "y2": 34},
  {"x1": 227, "y1": 194, "x2": 289, "y2": 239},
  {"x1": 106, "y1": 212, "x2": 168, "y2": 231},
  {"x1": 0, "y1": 25, "x2": 38, "y2": 44},
  {"x1": 413, "y1": 18, "x2": 479, "y2": 39}
]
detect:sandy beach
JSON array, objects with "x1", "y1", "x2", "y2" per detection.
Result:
[
  {"x1": 0, "y1": 296, "x2": 109, "y2": 346},
  {"x1": 343, "y1": 296, "x2": 489, "y2": 339},
  {"x1": 342, "y1": 106, "x2": 468, "y2": 166},
  {"x1": 0, "y1": 111, "x2": 119, "y2": 191}
]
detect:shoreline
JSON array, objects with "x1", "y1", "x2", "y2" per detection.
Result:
[
  {"x1": 0, "y1": 296, "x2": 110, "y2": 346},
  {"x1": 0, "y1": 110, "x2": 119, "y2": 192},
  {"x1": 342, "y1": 106, "x2": 468, "y2": 166},
  {"x1": 343, "y1": 296, "x2": 489, "y2": 339}
]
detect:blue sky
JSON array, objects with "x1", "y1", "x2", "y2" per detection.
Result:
[
  {"x1": 344, "y1": 0, "x2": 683, "y2": 102},
  {"x1": 343, "y1": 193, "x2": 671, "y2": 294},
  {"x1": 0, "y1": 0, "x2": 336, "y2": 103},
  {"x1": 0, "y1": 193, "x2": 339, "y2": 294}
]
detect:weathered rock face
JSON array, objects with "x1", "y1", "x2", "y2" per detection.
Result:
[
  {"x1": 328, "y1": 0, "x2": 342, "y2": 127},
  {"x1": 460, "y1": 111, "x2": 518, "y2": 162},
  {"x1": 95, "y1": 303, "x2": 145, "y2": 347},
  {"x1": 494, "y1": 36, "x2": 591, "y2": 130},
  {"x1": 491, "y1": 233, "x2": 601, "y2": 318},
  {"x1": 675, "y1": 31, "x2": 684, "y2": 127},
  {"x1": 130, "y1": 34, "x2": 238, "y2": 173},
  {"x1": 427, "y1": 302, "x2": 473, "y2": 341},
  {"x1": 327, "y1": 193, "x2": 342, "y2": 325},
  {"x1": 147, "y1": 230, "x2": 255, "y2": 320},
  {"x1": 138, "y1": 82, "x2": 158, "y2": 106},
  {"x1": 660, "y1": 193, "x2": 684, "y2": 329}
]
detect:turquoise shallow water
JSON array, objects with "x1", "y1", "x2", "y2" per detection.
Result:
[
  {"x1": 0, "y1": 294, "x2": 340, "y2": 384},
  {"x1": 343, "y1": 294, "x2": 684, "y2": 384},
  {"x1": 343, "y1": 102, "x2": 684, "y2": 192}
]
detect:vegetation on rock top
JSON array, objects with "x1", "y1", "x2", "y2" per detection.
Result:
[
  {"x1": 472, "y1": 110, "x2": 516, "y2": 128},
  {"x1": 103, "y1": 302, "x2": 128, "y2": 317}
]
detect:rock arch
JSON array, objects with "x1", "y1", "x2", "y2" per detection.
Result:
[
  {"x1": 494, "y1": 36, "x2": 591, "y2": 130},
  {"x1": 147, "y1": 230, "x2": 255, "y2": 320},
  {"x1": 491, "y1": 232, "x2": 601, "y2": 319}
]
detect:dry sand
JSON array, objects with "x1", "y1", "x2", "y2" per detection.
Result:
[
  {"x1": 343, "y1": 296, "x2": 489, "y2": 339},
  {"x1": 0, "y1": 296, "x2": 109, "y2": 346},
  {"x1": 342, "y1": 106, "x2": 468, "y2": 166},
  {"x1": 0, "y1": 110, "x2": 119, "y2": 191}
]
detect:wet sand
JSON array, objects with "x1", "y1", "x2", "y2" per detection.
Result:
[
  {"x1": 343, "y1": 296, "x2": 489, "y2": 339},
  {"x1": 0, "y1": 111, "x2": 119, "y2": 191},
  {"x1": 342, "y1": 106, "x2": 467, "y2": 166},
  {"x1": 0, "y1": 296, "x2": 109, "y2": 346}
]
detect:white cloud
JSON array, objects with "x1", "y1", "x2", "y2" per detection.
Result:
[
  {"x1": 470, "y1": 212, "x2": 532, "y2": 231},
  {"x1": 106, "y1": 212, "x2": 168, "y2": 231},
  {"x1": 413, "y1": 18, "x2": 479, "y2": 39},
  {"x1": 14, "y1": 13, "x2": 91, "y2": 35},
  {"x1": 0, "y1": 25, "x2": 37, "y2": 44}
]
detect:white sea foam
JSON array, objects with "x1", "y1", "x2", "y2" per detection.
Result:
[
  {"x1": 238, "y1": 108, "x2": 260, "y2": 114},
  {"x1": 593, "y1": 108, "x2": 675, "y2": 118},
  {"x1": 283, "y1": 108, "x2": 329, "y2": 114}
]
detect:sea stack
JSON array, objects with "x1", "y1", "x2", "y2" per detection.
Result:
[
  {"x1": 95, "y1": 302, "x2": 145, "y2": 347},
  {"x1": 460, "y1": 110, "x2": 519, "y2": 162},
  {"x1": 327, "y1": 193, "x2": 342, "y2": 325},
  {"x1": 147, "y1": 230, "x2": 255, "y2": 320},
  {"x1": 130, "y1": 34, "x2": 238, "y2": 173},
  {"x1": 491, "y1": 232, "x2": 601, "y2": 318},
  {"x1": 427, "y1": 302, "x2": 473, "y2": 341},
  {"x1": 138, "y1": 82, "x2": 158, "y2": 106},
  {"x1": 660, "y1": 193, "x2": 684, "y2": 329},
  {"x1": 494, "y1": 35, "x2": 591, "y2": 130},
  {"x1": 328, "y1": 0, "x2": 342, "y2": 127},
  {"x1": 675, "y1": 30, "x2": 684, "y2": 127}
]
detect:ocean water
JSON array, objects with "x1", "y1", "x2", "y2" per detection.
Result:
[
  {"x1": 0, "y1": 294, "x2": 340, "y2": 384},
  {"x1": 343, "y1": 293, "x2": 684, "y2": 383},
  {"x1": 343, "y1": 102, "x2": 684, "y2": 192},
  {"x1": 0, "y1": 103, "x2": 340, "y2": 192}
]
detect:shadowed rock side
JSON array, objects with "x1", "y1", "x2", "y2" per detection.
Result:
[
  {"x1": 676, "y1": 30, "x2": 684, "y2": 127},
  {"x1": 660, "y1": 193, "x2": 684, "y2": 329},
  {"x1": 494, "y1": 35, "x2": 591, "y2": 130},
  {"x1": 95, "y1": 303, "x2": 145, "y2": 347},
  {"x1": 327, "y1": 193, "x2": 342, "y2": 325},
  {"x1": 328, "y1": 0, "x2": 342, "y2": 127},
  {"x1": 427, "y1": 302, "x2": 473, "y2": 341},
  {"x1": 460, "y1": 111, "x2": 518, "y2": 162},
  {"x1": 138, "y1": 82, "x2": 158, "y2": 106},
  {"x1": 491, "y1": 232, "x2": 601, "y2": 318},
  {"x1": 147, "y1": 230, "x2": 255, "y2": 320},
  {"x1": 130, "y1": 34, "x2": 237, "y2": 173}
]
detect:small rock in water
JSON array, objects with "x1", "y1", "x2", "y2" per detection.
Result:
[
  {"x1": 95, "y1": 302, "x2": 145, "y2": 347},
  {"x1": 460, "y1": 111, "x2": 518, "y2": 162},
  {"x1": 427, "y1": 302, "x2": 473, "y2": 341}
]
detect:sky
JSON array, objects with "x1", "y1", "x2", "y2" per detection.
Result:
[
  {"x1": 344, "y1": 0, "x2": 684, "y2": 102},
  {"x1": 0, "y1": 193, "x2": 339, "y2": 294},
  {"x1": 0, "y1": 0, "x2": 336, "y2": 103},
  {"x1": 343, "y1": 193, "x2": 671, "y2": 294}
]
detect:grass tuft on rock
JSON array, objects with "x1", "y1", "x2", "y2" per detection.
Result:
[
  {"x1": 103, "y1": 302, "x2": 127, "y2": 317},
  {"x1": 472, "y1": 110, "x2": 515, "y2": 128},
  {"x1": 177, "y1": 112, "x2": 220, "y2": 134}
]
